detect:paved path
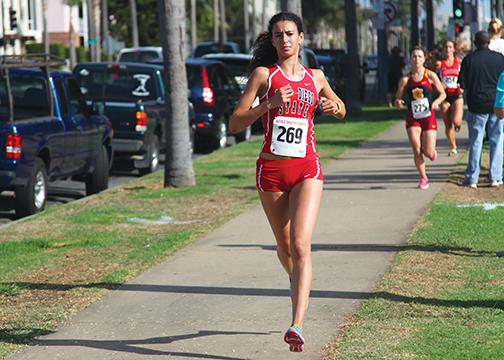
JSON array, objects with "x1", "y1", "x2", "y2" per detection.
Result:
[{"x1": 8, "y1": 122, "x2": 467, "y2": 360}]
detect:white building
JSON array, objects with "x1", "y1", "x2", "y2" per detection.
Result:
[{"x1": 0, "y1": 0, "x2": 89, "y2": 56}]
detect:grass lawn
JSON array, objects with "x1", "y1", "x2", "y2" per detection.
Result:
[
  {"x1": 0, "y1": 107, "x2": 399, "y2": 359},
  {"x1": 326, "y1": 156, "x2": 504, "y2": 359}
]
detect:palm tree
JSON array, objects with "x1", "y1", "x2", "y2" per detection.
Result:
[
  {"x1": 344, "y1": 0, "x2": 361, "y2": 113},
  {"x1": 130, "y1": 0, "x2": 139, "y2": 47},
  {"x1": 157, "y1": 0, "x2": 196, "y2": 187},
  {"x1": 280, "y1": 0, "x2": 302, "y2": 15}
]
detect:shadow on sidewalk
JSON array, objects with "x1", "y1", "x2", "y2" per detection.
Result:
[
  {"x1": 220, "y1": 243, "x2": 492, "y2": 257},
  {"x1": 2, "y1": 329, "x2": 268, "y2": 359}
]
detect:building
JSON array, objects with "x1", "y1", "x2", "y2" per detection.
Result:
[{"x1": 0, "y1": 0, "x2": 89, "y2": 56}]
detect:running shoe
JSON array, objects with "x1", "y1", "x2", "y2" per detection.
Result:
[
  {"x1": 284, "y1": 325, "x2": 304, "y2": 352},
  {"x1": 418, "y1": 178, "x2": 429, "y2": 190},
  {"x1": 429, "y1": 150, "x2": 437, "y2": 162},
  {"x1": 448, "y1": 148, "x2": 458, "y2": 156},
  {"x1": 462, "y1": 179, "x2": 477, "y2": 189},
  {"x1": 491, "y1": 180, "x2": 503, "y2": 187}
]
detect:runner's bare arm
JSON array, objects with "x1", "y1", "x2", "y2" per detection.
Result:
[
  {"x1": 313, "y1": 69, "x2": 346, "y2": 119},
  {"x1": 230, "y1": 67, "x2": 295, "y2": 133},
  {"x1": 428, "y1": 70, "x2": 446, "y2": 110},
  {"x1": 394, "y1": 76, "x2": 408, "y2": 109}
]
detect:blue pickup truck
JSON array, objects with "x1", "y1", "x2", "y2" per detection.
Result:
[{"x1": 0, "y1": 55, "x2": 113, "y2": 217}]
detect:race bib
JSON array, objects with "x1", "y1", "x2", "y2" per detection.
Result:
[
  {"x1": 443, "y1": 75, "x2": 458, "y2": 89},
  {"x1": 270, "y1": 116, "x2": 308, "y2": 158},
  {"x1": 411, "y1": 98, "x2": 431, "y2": 119}
]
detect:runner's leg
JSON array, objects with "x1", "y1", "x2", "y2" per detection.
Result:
[
  {"x1": 451, "y1": 98, "x2": 464, "y2": 129},
  {"x1": 259, "y1": 191, "x2": 293, "y2": 275},
  {"x1": 422, "y1": 129, "x2": 437, "y2": 161},
  {"x1": 288, "y1": 179, "x2": 323, "y2": 328},
  {"x1": 407, "y1": 126, "x2": 427, "y2": 179},
  {"x1": 441, "y1": 102, "x2": 456, "y2": 151}
]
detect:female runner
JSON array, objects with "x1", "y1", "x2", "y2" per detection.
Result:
[
  {"x1": 437, "y1": 39, "x2": 463, "y2": 156},
  {"x1": 395, "y1": 46, "x2": 446, "y2": 189},
  {"x1": 230, "y1": 12, "x2": 345, "y2": 352}
]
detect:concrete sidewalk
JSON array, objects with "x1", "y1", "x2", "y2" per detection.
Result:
[{"x1": 8, "y1": 122, "x2": 467, "y2": 360}]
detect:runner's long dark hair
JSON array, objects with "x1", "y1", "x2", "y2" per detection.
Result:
[{"x1": 248, "y1": 12, "x2": 304, "y2": 73}]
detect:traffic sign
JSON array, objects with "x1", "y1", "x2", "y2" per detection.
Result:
[{"x1": 384, "y1": 1, "x2": 397, "y2": 24}]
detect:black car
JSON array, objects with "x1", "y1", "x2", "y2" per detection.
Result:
[
  {"x1": 186, "y1": 58, "x2": 249, "y2": 151},
  {"x1": 192, "y1": 41, "x2": 241, "y2": 58},
  {"x1": 316, "y1": 54, "x2": 344, "y2": 99},
  {"x1": 74, "y1": 62, "x2": 195, "y2": 175}
]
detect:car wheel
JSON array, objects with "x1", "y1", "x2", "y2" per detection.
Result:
[
  {"x1": 139, "y1": 136, "x2": 160, "y2": 176},
  {"x1": 86, "y1": 145, "x2": 109, "y2": 195},
  {"x1": 15, "y1": 158, "x2": 47, "y2": 218},
  {"x1": 235, "y1": 125, "x2": 252, "y2": 143}
]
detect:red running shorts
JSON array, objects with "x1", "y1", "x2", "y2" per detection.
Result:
[{"x1": 256, "y1": 156, "x2": 324, "y2": 193}]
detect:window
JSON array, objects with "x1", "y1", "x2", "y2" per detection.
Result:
[
  {"x1": 66, "y1": 78, "x2": 86, "y2": 115},
  {"x1": 9, "y1": 76, "x2": 50, "y2": 120}
]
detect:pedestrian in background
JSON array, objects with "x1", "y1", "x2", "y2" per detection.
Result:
[
  {"x1": 230, "y1": 11, "x2": 345, "y2": 352},
  {"x1": 489, "y1": 18, "x2": 504, "y2": 56},
  {"x1": 458, "y1": 31, "x2": 504, "y2": 188},
  {"x1": 436, "y1": 39, "x2": 464, "y2": 156},
  {"x1": 395, "y1": 46, "x2": 446, "y2": 190}
]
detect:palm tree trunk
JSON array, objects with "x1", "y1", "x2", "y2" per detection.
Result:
[
  {"x1": 411, "y1": 0, "x2": 419, "y2": 48},
  {"x1": 426, "y1": 0, "x2": 434, "y2": 51},
  {"x1": 213, "y1": 0, "x2": 219, "y2": 42},
  {"x1": 191, "y1": 0, "x2": 197, "y2": 51},
  {"x1": 130, "y1": 0, "x2": 139, "y2": 47},
  {"x1": 219, "y1": 0, "x2": 227, "y2": 46},
  {"x1": 157, "y1": 0, "x2": 196, "y2": 187},
  {"x1": 243, "y1": 0, "x2": 250, "y2": 52},
  {"x1": 344, "y1": 0, "x2": 361, "y2": 114}
]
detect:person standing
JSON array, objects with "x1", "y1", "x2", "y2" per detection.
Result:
[
  {"x1": 458, "y1": 31, "x2": 504, "y2": 188},
  {"x1": 395, "y1": 46, "x2": 446, "y2": 189},
  {"x1": 230, "y1": 12, "x2": 345, "y2": 352},
  {"x1": 489, "y1": 18, "x2": 504, "y2": 56},
  {"x1": 437, "y1": 39, "x2": 464, "y2": 156}
]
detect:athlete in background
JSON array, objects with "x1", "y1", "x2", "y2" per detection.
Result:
[
  {"x1": 230, "y1": 11, "x2": 345, "y2": 353},
  {"x1": 437, "y1": 39, "x2": 464, "y2": 156},
  {"x1": 395, "y1": 46, "x2": 446, "y2": 190}
]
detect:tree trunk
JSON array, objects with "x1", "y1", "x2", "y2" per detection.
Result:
[
  {"x1": 410, "y1": 0, "x2": 419, "y2": 48},
  {"x1": 219, "y1": 0, "x2": 227, "y2": 47},
  {"x1": 69, "y1": 11, "x2": 76, "y2": 68},
  {"x1": 426, "y1": 0, "x2": 434, "y2": 51},
  {"x1": 43, "y1": 0, "x2": 49, "y2": 55},
  {"x1": 213, "y1": 0, "x2": 219, "y2": 42},
  {"x1": 280, "y1": 0, "x2": 302, "y2": 16},
  {"x1": 191, "y1": 0, "x2": 197, "y2": 51},
  {"x1": 130, "y1": 0, "x2": 139, "y2": 47},
  {"x1": 243, "y1": 0, "x2": 250, "y2": 52},
  {"x1": 344, "y1": 0, "x2": 361, "y2": 114},
  {"x1": 157, "y1": 0, "x2": 196, "y2": 187},
  {"x1": 102, "y1": 0, "x2": 109, "y2": 58}
]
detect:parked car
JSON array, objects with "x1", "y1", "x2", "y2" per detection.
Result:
[
  {"x1": 313, "y1": 48, "x2": 365, "y2": 100},
  {"x1": 192, "y1": 41, "x2": 241, "y2": 58},
  {"x1": 74, "y1": 62, "x2": 194, "y2": 174},
  {"x1": 186, "y1": 58, "x2": 249, "y2": 151},
  {"x1": 316, "y1": 54, "x2": 344, "y2": 99},
  {"x1": 363, "y1": 54, "x2": 378, "y2": 72},
  {"x1": 116, "y1": 47, "x2": 163, "y2": 63},
  {"x1": 0, "y1": 56, "x2": 113, "y2": 217}
]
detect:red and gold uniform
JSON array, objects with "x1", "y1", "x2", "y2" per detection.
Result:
[
  {"x1": 405, "y1": 69, "x2": 437, "y2": 131},
  {"x1": 439, "y1": 58, "x2": 463, "y2": 104},
  {"x1": 256, "y1": 64, "x2": 323, "y2": 192}
]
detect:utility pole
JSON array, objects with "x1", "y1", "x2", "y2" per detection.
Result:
[
  {"x1": 130, "y1": 0, "x2": 139, "y2": 47},
  {"x1": 1, "y1": 2, "x2": 7, "y2": 54}
]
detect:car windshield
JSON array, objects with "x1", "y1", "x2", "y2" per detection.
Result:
[
  {"x1": 212, "y1": 59, "x2": 249, "y2": 77},
  {"x1": 118, "y1": 51, "x2": 161, "y2": 63},
  {"x1": 75, "y1": 66, "x2": 159, "y2": 101}
]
